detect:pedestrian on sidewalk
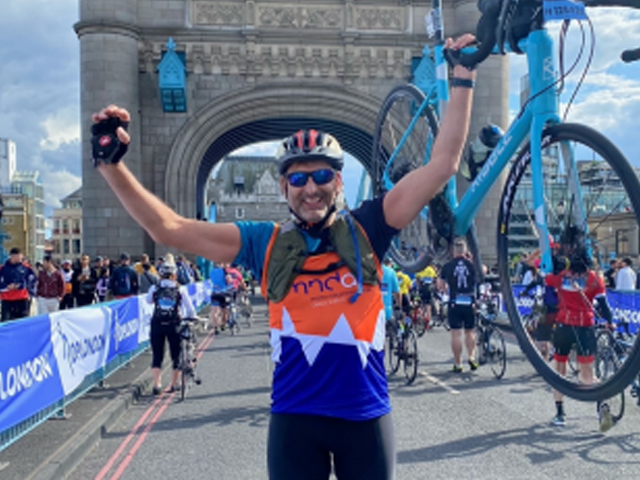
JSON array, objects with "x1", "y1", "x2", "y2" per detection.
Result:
[{"x1": 35, "y1": 255, "x2": 65, "y2": 315}]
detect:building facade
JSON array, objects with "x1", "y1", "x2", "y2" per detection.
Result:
[
  {"x1": 0, "y1": 138, "x2": 17, "y2": 189},
  {"x1": 0, "y1": 186, "x2": 30, "y2": 261},
  {"x1": 207, "y1": 156, "x2": 288, "y2": 223},
  {"x1": 0, "y1": 172, "x2": 46, "y2": 263},
  {"x1": 51, "y1": 188, "x2": 83, "y2": 262}
]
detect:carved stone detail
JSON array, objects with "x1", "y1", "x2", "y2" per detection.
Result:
[
  {"x1": 193, "y1": 2, "x2": 244, "y2": 25},
  {"x1": 191, "y1": 2, "x2": 406, "y2": 32},
  {"x1": 301, "y1": 8, "x2": 343, "y2": 29},
  {"x1": 355, "y1": 7, "x2": 404, "y2": 31},
  {"x1": 139, "y1": 41, "x2": 411, "y2": 81},
  {"x1": 258, "y1": 6, "x2": 297, "y2": 28}
]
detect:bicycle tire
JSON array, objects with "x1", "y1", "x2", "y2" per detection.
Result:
[
  {"x1": 595, "y1": 347, "x2": 625, "y2": 424},
  {"x1": 386, "y1": 329, "x2": 400, "y2": 375},
  {"x1": 180, "y1": 341, "x2": 187, "y2": 401},
  {"x1": 497, "y1": 123, "x2": 640, "y2": 401},
  {"x1": 487, "y1": 326, "x2": 507, "y2": 380},
  {"x1": 403, "y1": 328, "x2": 419, "y2": 385},
  {"x1": 372, "y1": 84, "x2": 439, "y2": 272}
]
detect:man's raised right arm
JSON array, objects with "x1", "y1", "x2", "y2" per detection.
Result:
[{"x1": 91, "y1": 105, "x2": 241, "y2": 263}]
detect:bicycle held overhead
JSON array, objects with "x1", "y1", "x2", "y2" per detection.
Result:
[{"x1": 372, "y1": 0, "x2": 640, "y2": 402}]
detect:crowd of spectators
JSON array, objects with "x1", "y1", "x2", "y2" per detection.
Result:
[{"x1": 0, "y1": 248, "x2": 203, "y2": 323}]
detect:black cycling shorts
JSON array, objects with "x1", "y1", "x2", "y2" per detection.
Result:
[
  {"x1": 211, "y1": 293, "x2": 229, "y2": 308},
  {"x1": 401, "y1": 294, "x2": 411, "y2": 314},
  {"x1": 448, "y1": 304, "x2": 475, "y2": 330},
  {"x1": 150, "y1": 323, "x2": 181, "y2": 369},
  {"x1": 419, "y1": 285, "x2": 432, "y2": 304},
  {"x1": 268, "y1": 413, "x2": 395, "y2": 480},
  {"x1": 553, "y1": 323, "x2": 596, "y2": 363}
]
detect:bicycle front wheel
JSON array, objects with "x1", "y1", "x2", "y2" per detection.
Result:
[
  {"x1": 372, "y1": 84, "x2": 439, "y2": 272},
  {"x1": 497, "y1": 123, "x2": 640, "y2": 401},
  {"x1": 180, "y1": 342, "x2": 188, "y2": 401}
]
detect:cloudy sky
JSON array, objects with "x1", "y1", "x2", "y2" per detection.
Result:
[{"x1": 1, "y1": 1, "x2": 639, "y2": 212}]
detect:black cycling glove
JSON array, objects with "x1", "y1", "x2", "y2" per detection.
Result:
[{"x1": 91, "y1": 117, "x2": 129, "y2": 167}]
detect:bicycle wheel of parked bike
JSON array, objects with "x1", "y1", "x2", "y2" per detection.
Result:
[
  {"x1": 595, "y1": 346, "x2": 625, "y2": 424},
  {"x1": 403, "y1": 328, "x2": 419, "y2": 385},
  {"x1": 372, "y1": 84, "x2": 439, "y2": 272},
  {"x1": 498, "y1": 123, "x2": 640, "y2": 401}
]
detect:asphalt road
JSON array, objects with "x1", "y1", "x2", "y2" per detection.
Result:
[{"x1": 4, "y1": 298, "x2": 640, "y2": 480}]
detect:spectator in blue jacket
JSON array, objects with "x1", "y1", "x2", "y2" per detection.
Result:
[{"x1": 0, "y1": 247, "x2": 37, "y2": 322}]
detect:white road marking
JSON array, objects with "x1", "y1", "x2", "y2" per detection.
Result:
[{"x1": 420, "y1": 371, "x2": 461, "y2": 394}]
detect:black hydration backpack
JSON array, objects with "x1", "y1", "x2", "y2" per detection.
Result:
[{"x1": 152, "y1": 285, "x2": 181, "y2": 325}]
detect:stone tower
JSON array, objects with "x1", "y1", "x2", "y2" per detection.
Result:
[{"x1": 75, "y1": 0, "x2": 509, "y2": 265}]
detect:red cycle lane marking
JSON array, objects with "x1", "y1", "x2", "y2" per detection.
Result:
[
  {"x1": 96, "y1": 327, "x2": 217, "y2": 480},
  {"x1": 93, "y1": 394, "x2": 168, "y2": 480},
  {"x1": 109, "y1": 392, "x2": 176, "y2": 480}
]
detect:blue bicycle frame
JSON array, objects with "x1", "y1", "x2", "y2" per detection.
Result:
[{"x1": 382, "y1": 10, "x2": 586, "y2": 274}]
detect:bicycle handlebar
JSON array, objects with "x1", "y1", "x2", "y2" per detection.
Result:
[
  {"x1": 621, "y1": 47, "x2": 640, "y2": 63},
  {"x1": 448, "y1": 0, "x2": 640, "y2": 69},
  {"x1": 581, "y1": 0, "x2": 640, "y2": 7},
  {"x1": 581, "y1": 0, "x2": 640, "y2": 63}
]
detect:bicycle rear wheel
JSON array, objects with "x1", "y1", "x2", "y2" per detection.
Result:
[
  {"x1": 385, "y1": 326, "x2": 400, "y2": 375},
  {"x1": 403, "y1": 329, "x2": 419, "y2": 385},
  {"x1": 497, "y1": 123, "x2": 640, "y2": 401},
  {"x1": 486, "y1": 326, "x2": 507, "y2": 379},
  {"x1": 372, "y1": 84, "x2": 439, "y2": 272}
]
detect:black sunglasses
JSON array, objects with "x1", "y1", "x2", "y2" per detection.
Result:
[{"x1": 286, "y1": 169, "x2": 336, "y2": 188}]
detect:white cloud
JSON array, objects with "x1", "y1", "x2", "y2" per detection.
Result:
[
  {"x1": 508, "y1": 7, "x2": 640, "y2": 166},
  {"x1": 40, "y1": 105, "x2": 81, "y2": 151},
  {"x1": 231, "y1": 141, "x2": 278, "y2": 157},
  {"x1": 43, "y1": 170, "x2": 82, "y2": 209}
]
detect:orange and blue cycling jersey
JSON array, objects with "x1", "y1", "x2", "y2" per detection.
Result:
[{"x1": 234, "y1": 197, "x2": 398, "y2": 421}]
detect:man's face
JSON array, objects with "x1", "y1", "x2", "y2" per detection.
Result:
[
  {"x1": 9, "y1": 253, "x2": 22, "y2": 264},
  {"x1": 280, "y1": 160, "x2": 342, "y2": 225},
  {"x1": 81, "y1": 255, "x2": 90, "y2": 266}
]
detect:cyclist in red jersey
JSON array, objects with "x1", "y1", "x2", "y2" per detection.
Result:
[
  {"x1": 545, "y1": 247, "x2": 615, "y2": 432},
  {"x1": 88, "y1": 34, "x2": 476, "y2": 480}
]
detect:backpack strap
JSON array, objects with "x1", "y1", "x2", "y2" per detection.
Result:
[{"x1": 263, "y1": 214, "x2": 380, "y2": 304}]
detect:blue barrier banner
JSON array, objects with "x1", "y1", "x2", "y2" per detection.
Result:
[
  {"x1": 1, "y1": 282, "x2": 212, "y2": 437},
  {"x1": 606, "y1": 290, "x2": 640, "y2": 335},
  {"x1": 108, "y1": 297, "x2": 141, "y2": 359},
  {"x1": 50, "y1": 307, "x2": 111, "y2": 396},
  {"x1": 137, "y1": 294, "x2": 153, "y2": 343},
  {"x1": 0, "y1": 315, "x2": 65, "y2": 432}
]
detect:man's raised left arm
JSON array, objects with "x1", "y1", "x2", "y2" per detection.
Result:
[{"x1": 383, "y1": 34, "x2": 476, "y2": 230}]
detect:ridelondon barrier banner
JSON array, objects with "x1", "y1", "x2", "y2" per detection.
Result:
[
  {"x1": 511, "y1": 285, "x2": 640, "y2": 335},
  {"x1": 0, "y1": 314, "x2": 65, "y2": 432},
  {"x1": 0, "y1": 281, "x2": 212, "y2": 435}
]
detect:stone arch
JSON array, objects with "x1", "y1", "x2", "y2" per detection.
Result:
[{"x1": 165, "y1": 83, "x2": 384, "y2": 218}]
